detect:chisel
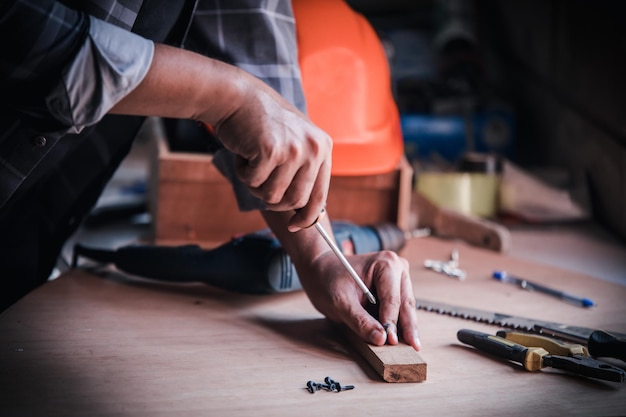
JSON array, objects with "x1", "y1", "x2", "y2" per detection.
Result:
[{"x1": 307, "y1": 209, "x2": 376, "y2": 304}]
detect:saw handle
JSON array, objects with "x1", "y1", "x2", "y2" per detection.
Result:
[{"x1": 588, "y1": 330, "x2": 626, "y2": 362}]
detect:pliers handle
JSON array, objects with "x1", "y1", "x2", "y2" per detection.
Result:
[
  {"x1": 457, "y1": 329, "x2": 626, "y2": 383},
  {"x1": 496, "y1": 330, "x2": 589, "y2": 357}
]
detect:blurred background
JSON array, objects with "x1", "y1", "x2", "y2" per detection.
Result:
[
  {"x1": 70, "y1": 0, "x2": 626, "y2": 286},
  {"x1": 350, "y1": 0, "x2": 625, "y2": 236}
]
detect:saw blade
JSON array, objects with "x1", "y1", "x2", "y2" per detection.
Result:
[{"x1": 414, "y1": 298, "x2": 625, "y2": 344}]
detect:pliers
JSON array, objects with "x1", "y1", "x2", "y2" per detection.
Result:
[{"x1": 457, "y1": 329, "x2": 626, "y2": 383}]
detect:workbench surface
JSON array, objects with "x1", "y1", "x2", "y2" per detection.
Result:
[{"x1": 1, "y1": 237, "x2": 624, "y2": 416}]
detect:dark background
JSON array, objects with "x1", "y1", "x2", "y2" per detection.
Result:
[{"x1": 346, "y1": 0, "x2": 626, "y2": 241}]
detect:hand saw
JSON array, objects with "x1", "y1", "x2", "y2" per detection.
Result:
[{"x1": 415, "y1": 298, "x2": 626, "y2": 361}]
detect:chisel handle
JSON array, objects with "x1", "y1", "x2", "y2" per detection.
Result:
[{"x1": 588, "y1": 330, "x2": 626, "y2": 362}]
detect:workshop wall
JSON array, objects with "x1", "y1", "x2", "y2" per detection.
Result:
[
  {"x1": 348, "y1": 0, "x2": 626, "y2": 241},
  {"x1": 475, "y1": 0, "x2": 626, "y2": 240}
]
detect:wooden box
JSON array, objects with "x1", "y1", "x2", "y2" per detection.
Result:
[{"x1": 148, "y1": 119, "x2": 412, "y2": 247}]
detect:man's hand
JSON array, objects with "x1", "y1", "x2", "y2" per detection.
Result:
[
  {"x1": 213, "y1": 84, "x2": 332, "y2": 231},
  {"x1": 111, "y1": 43, "x2": 331, "y2": 230},
  {"x1": 263, "y1": 211, "x2": 421, "y2": 351},
  {"x1": 302, "y1": 250, "x2": 421, "y2": 351}
]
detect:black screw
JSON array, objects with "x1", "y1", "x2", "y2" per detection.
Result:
[
  {"x1": 306, "y1": 380, "x2": 332, "y2": 393},
  {"x1": 307, "y1": 377, "x2": 355, "y2": 394},
  {"x1": 306, "y1": 380, "x2": 317, "y2": 394},
  {"x1": 337, "y1": 384, "x2": 355, "y2": 392},
  {"x1": 324, "y1": 376, "x2": 355, "y2": 392}
]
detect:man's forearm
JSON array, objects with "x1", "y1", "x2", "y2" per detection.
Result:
[
  {"x1": 110, "y1": 43, "x2": 248, "y2": 127},
  {"x1": 112, "y1": 43, "x2": 332, "y2": 231},
  {"x1": 261, "y1": 210, "x2": 332, "y2": 273}
]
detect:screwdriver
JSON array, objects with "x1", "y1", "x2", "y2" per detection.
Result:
[{"x1": 306, "y1": 208, "x2": 376, "y2": 304}]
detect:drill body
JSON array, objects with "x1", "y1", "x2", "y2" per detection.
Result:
[{"x1": 73, "y1": 222, "x2": 406, "y2": 294}]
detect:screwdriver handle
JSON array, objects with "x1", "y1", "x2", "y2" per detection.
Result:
[
  {"x1": 457, "y1": 329, "x2": 547, "y2": 371},
  {"x1": 588, "y1": 330, "x2": 626, "y2": 361}
]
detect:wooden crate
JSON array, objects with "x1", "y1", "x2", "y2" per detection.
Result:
[{"x1": 148, "y1": 119, "x2": 412, "y2": 247}]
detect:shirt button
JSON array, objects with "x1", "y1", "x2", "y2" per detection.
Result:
[{"x1": 33, "y1": 136, "x2": 47, "y2": 147}]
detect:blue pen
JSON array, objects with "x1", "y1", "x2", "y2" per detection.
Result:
[{"x1": 493, "y1": 270, "x2": 595, "y2": 308}]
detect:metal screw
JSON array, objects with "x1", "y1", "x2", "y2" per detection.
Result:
[
  {"x1": 306, "y1": 380, "x2": 332, "y2": 393},
  {"x1": 306, "y1": 380, "x2": 317, "y2": 394},
  {"x1": 424, "y1": 249, "x2": 466, "y2": 280},
  {"x1": 336, "y1": 383, "x2": 355, "y2": 392},
  {"x1": 308, "y1": 377, "x2": 355, "y2": 394}
]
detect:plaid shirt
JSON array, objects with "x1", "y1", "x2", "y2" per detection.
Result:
[{"x1": 0, "y1": 0, "x2": 306, "y2": 309}]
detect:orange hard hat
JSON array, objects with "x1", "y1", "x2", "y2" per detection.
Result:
[{"x1": 293, "y1": 0, "x2": 404, "y2": 176}]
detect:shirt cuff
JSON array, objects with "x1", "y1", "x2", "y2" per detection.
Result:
[
  {"x1": 49, "y1": 16, "x2": 154, "y2": 133},
  {"x1": 212, "y1": 149, "x2": 266, "y2": 212}
]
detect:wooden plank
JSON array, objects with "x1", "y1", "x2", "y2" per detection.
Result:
[{"x1": 343, "y1": 326, "x2": 427, "y2": 383}]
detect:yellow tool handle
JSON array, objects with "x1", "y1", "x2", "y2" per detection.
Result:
[{"x1": 496, "y1": 330, "x2": 589, "y2": 357}]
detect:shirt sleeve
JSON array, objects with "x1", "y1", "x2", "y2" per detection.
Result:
[
  {"x1": 189, "y1": 0, "x2": 306, "y2": 211},
  {"x1": 0, "y1": 0, "x2": 154, "y2": 208},
  {"x1": 0, "y1": 0, "x2": 154, "y2": 134},
  {"x1": 48, "y1": 16, "x2": 154, "y2": 133}
]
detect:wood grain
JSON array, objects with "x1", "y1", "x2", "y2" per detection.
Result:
[
  {"x1": 343, "y1": 327, "x2": 427, "y2": 383},
  {"x1": 1, "y1": 237, "x2": 625, "y2": 416}
]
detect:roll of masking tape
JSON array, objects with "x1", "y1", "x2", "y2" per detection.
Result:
[{"x1": 416, "y1": 153, "x2": 501, "y2": 218}]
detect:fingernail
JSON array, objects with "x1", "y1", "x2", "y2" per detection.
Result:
[
  {"x1": 383, "y1": 323, "x2": 398, "y2": 344},
  {"x1": 288, "y1": 225, "x2": 301, "y2": 233},
  {"x1": 369, "y1": 328, "x2": 387, "y2": 345},
  {"x1": 414, "y1": 330, "x2": 422, "y2": 349}
]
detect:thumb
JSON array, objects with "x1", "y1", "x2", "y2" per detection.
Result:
[{"x1": 344, "y1": 307, "x2": 387, "y2": 346}]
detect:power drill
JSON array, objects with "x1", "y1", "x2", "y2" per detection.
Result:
[{"x1": 72, "y1": 221, "x2": 407, "y2": 295}]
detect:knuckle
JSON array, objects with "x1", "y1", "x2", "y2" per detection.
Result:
[
  {"x1": 260, "y1": 188, "x2": 283, "y2": 205},
  {"x1": 402, "y1": 296, "x2": 416, "y2": 310},
  {"x1": 371, "y1": 250, "x2": 401, "y2": 269},
  {"x1": 385, "y1": 297, "x2": 402, "y2": 311},
  {"x1": 319, "y1": 129, "x2": 333, "y2": 149},
  {"x1": 288, "y1": 193, "x2": 309, "y2": 209},
  {"x1": 352, "y1": 313, "x2": 372, "y2": 332},
  {"x1": 310, "y1": 129, "x2": 332, "y2": 156},
  {"x1": 278, "y1": 194, "x2": 307, "y2": 211},
  {"x1": 287, "y1": 140, "x2": 303, "y2": 160}
]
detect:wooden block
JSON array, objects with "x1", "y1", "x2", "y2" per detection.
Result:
[
  {"x1": 327, "y1": 155, "x2": 413, "y2": 231},
  {"x1": 343, "y1": 327, "x2": 427, "y2": 383},
  {"x1": 148, "y1": 117, "x2": 413, "y2": 246}
]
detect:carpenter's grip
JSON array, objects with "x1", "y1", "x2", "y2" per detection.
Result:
[{"x1": 588, "y1": 330, "x2": 626, "y2": 362}]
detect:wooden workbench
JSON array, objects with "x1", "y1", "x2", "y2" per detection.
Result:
[{"x1": 1, "y1": 236, "x2": 624, "y2": 416}]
